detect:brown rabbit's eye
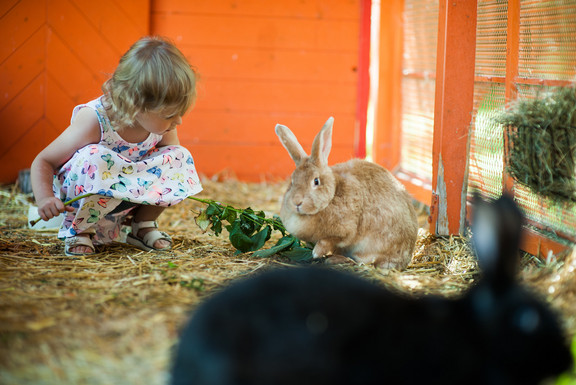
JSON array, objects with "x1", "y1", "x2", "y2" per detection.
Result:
[{"x1": 313, "y1": 177, "x2": 320, "y2": 186}]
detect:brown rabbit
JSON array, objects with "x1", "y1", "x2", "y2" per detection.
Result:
[{"x1": 275, "y1": 117, "x2": 418, "y2": 270}]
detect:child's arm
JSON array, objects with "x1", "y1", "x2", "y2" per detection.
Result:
[{"x1": 31, "y1": 108, "x2": 102, "y2": 221}]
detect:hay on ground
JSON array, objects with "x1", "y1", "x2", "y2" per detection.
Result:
[{"x1": 0, "y1": 179, "x2": 574, "y2": 384}]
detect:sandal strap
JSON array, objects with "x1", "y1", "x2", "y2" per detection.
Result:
[
  {"x1": 141, "y1": 229, "x2": 172, "y2": 247},
  {"x1": 65, "y1": 234, "x2": 95, "y2": 252},
  {"x1": 132, "y1": 220, "x2": 158, "y2": 234},
  {"x1": 131, "y1": 220, "x2": 172, "y2": 249}
]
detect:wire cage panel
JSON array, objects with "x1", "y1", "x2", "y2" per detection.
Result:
[
  {"x1": 519, "y1": 0, "x2": 576, "y2": 82},
  {"x1": 401, "y1": 77, "x2": 436, "y2": 178},
  {"x1": 475, "y1": 0, "x2": 508, "y2": 78},
  {"x1": 469, "y1": 0, "x2": 576, "y2": 248},
  {"x1": 513, "y1": 84, "x2": 576, "y2": 240},
  {"x1": 469, "y1": 1, "x2": 507, "y2": 202},
  {"x1": 403, "y1": 0, "x2": 439, "y2": 74},
  {"x1": 401, "y1": 0, "x2": 438, "y2": 184},
  {"x1": 469, "y1": 82, "x2": 506, "y2": 200}
]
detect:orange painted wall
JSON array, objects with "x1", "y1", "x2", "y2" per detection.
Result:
[
  {"x1": 1, "y1": 0, "x2": 362, "y2": 184},
  {"x1": 0, "y1": 0, "x2": 149, "y2": 183},
  {"x1": 151, "y1": 0, "x2": 362, "y2": 181}
]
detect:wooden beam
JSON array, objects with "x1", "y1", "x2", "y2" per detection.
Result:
[
  {"x1": 503, "y1": 0, "x2": 520, "y2": 194},
  {"x1": 429, "y1": 0, "x2": 478, "y2": 235},
  {"x1": 355, "y1": 0, "x2": 371, "y2": 159},
  {"x1": 373, "y1": 0, "x2": 403, "y2": 171},
  {"x1": 521, "y1": 228, "x2": 571, "y2": 260}
]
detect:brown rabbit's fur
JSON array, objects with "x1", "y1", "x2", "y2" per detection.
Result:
[{"x1": 276, "y1": 117, "x2": 418, "y2": 270}]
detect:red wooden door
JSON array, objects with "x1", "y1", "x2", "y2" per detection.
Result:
[
  {"x1": 151, "y1": 0, "x2": 364, "y2": 181},
  {"x1": 0, "y1": 0, "x2": 149, "y2": 183},
  {"x1": 1, "y1": 0, "x2": 365, "y2": 184}
]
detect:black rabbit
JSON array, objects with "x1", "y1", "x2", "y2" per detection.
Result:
[{"x1": 170, "y1": 195, "x2": 572, "y2": 385}]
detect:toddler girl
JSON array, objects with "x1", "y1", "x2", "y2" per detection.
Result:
[{"x1": 31, "y1": 36, "x2": 202, "y2": 256}]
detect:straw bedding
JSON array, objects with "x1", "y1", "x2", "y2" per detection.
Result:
[{"x1": 0, "y1": 179, "x2": 574, "y2": 384}]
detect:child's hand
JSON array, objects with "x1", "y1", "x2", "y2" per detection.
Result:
[{"x1": 37, "y1": 197, "x2": 74, "y2": 220}]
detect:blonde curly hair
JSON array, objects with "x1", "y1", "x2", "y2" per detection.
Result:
[{"x1": 102, "y1": 36, "x2": 197, "y2": 128}]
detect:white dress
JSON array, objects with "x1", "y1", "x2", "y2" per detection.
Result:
[{"x1": 54, "y1": 96, "x2": 202, "y2": 244}]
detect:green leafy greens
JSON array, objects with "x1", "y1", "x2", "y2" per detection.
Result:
[
  {"x1": 29, "y1": 193, "x2": 313, "y2": 261},
  {"x1": 190, "y1": 197, "x2": 313, "y2": 261}
]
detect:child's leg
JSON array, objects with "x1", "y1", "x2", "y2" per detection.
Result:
[{"x1": 132, "y1": 205, "x2": 170, "y2": 249}]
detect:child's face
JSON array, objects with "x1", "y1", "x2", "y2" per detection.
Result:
[{"x1": 135, "y1": 107, "x2": 183, "y2": 136}]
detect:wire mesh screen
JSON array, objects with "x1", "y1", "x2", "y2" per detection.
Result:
[
  {"x1": 400, "y1": 0, "x2": 438, "y2": 182},
  {"x1": 468, "y1": 82, "x2": 506, "y2": 200},
  {"x1": 468, "y1": 0, "x2": 508, "y2": 201},
  {"x1": 475, "y1": 0, "x2": 508, "y2": 78},
  {"x1": 469, "y1": 0, "x2": 576, "y2": 242},
  {"x1": 519, "y1": 0, "x2": 576, "y2": 81}
]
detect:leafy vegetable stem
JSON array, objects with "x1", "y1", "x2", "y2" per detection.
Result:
[
  {"x1": 187, "y1": 196, "x2": 287, "y2": 233},
  {"x1": 29, "y1": 193, "x2": 95, "y2": 227},
  {"x1": 65, "y1": 193, "x2": 95, "y2": 205},
  {"x1": 28, "y1": 192, "x2": 312, "y2": 260}
]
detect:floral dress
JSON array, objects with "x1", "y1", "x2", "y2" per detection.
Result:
[{"x1": 54, "y1": 96, "x2": 202, "y2": 244}]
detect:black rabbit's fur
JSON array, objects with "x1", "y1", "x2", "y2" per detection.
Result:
[{"x1": 171, "y1": 195, "x2": 572, "y2": 385}]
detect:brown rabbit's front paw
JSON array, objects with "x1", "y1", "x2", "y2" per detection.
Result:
[
  {"x1": 324, "y1": 255, "x2": 355, "y2": 265},
  {"x1": 312, "y1": 239, "x2": 335, "y2": 259}
]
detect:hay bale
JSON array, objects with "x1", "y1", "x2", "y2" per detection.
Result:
[{"x1": 496, "y1": 85, "x2": 576, "y2": 203}]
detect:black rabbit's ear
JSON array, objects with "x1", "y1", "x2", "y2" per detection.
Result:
[{"x1": 472, "y1": 193, "x2": 524, "y2": 289}]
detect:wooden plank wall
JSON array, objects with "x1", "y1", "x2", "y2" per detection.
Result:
[
  {"x1": 1, "y1": 0, "x2": 361, "y2": 184},
  {"x1": 151, "y1": 0, "x2": 362, "y2": 181},
  {"x1": 0, "y1": 0, "x2": 149, "y2": 184}
]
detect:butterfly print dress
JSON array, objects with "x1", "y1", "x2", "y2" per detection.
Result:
[{"x1": 54, "y1": 97, "x2": 203, "y2": 244}]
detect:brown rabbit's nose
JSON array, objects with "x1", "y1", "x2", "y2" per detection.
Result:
[
  {"x1": 292, "y1": 197, "x2": 304, "y2": 213},
  {"x1": 292, "y1": 195, "x2": 303, "y2": 206},
  {"x1": 295, "y1": 202, "x2": 302, "y2": 213}
]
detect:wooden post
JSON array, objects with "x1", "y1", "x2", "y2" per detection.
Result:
[
  {"x1": 373, "y1": 0, "x2": 404, "y2": 170},
  {"x1": 355, "y1": 0, "x2": 372, "y2": 159},
  {"x1": 503, "y1": 0, "x2": 520, "y2": 194},
  {"x1": 429, "y1": 0, "x2": 478, "y2": 235}
]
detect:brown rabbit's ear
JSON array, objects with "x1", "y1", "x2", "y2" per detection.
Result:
[
  {"x1": 275, "y1": 124, "x2": 308, "y2": 166},
  {"x1": 311, "y1": 117, "x2": 334, "y2": 166}
]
